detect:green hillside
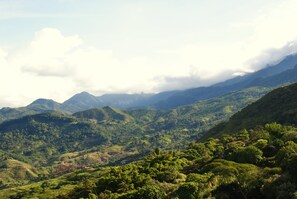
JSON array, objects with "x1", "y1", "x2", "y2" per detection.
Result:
[
  {"x1": 73, "y1": 106, "x2": 133, "y2": 123},
  {"x1": 27, "y1": 99, "x2": 62, "y2": 111},
  {"x1": 1, "y1": 123, "x2": 297, "y2": 198},
  {"x1": 0, "y1": 87, "x2": 270, "y2": 188},
  {"x1": 0, "y1": 111, "x2": 108, "y2": 166},
  {"x1": 61, "y1": 92, "x2": 103, "y2": 113},
  {"x1": 205, "y1": 82, "x2": 297, "y2": 139},
  {"x1": 0, "y1": 159, "x2": 39, "y2": 187}
]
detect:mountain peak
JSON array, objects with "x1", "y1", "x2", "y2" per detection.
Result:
[
  {"x1": 78, "y1": 91, "x2": 93, "y2": 96},
  {"x1": 63, "y1": 91, "x2": 99, "y2": 103},
  {"x1": 29, "y1": 98, "x2": 58, "y2": 106},
  {"x1": 70, "y1": 91, "x2": 95, "y2": 98},
  {"x1": 27, "y1": 98, "x2": 61, "y2": 110},
  {"x1": 62, "y1": 91, "x2": 102, "y2": 112}
]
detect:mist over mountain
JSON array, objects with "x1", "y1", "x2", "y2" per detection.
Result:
[
  {"x1": 153, "y1": 53, "x2": 297, "y2": 109},
  {"x1": 1, "y1": 53, "x2": 297, "y2": 124}
]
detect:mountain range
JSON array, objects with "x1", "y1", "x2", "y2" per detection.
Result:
[
  {"x1": 0, "y1": 86, "x2": 271, "y2": 188},
  {"x1": 1, "y1": 53, "x2": 297, "y2": 125}
]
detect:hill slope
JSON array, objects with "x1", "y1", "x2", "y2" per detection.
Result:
[
  {"x1": 27, "y1": 99, "x2": 62, "y2": 111},
  {"x1": 0, "y1": 112, "x2": 108, "y2": 165},
  {"x1": 0, "y1": 87, "x2": 272, "y2": 187},
  {"x1": 205, "y1": 82, "x2": 297, "y2": 139},
  {"x1": 0, "y1": 159, "x2": 39, "y2": 187},
  {"x1": 73, "y1": 106, "x2": 133, "y2": 123},
  {"x1": 248, "y1": 65, "x2": 297, "y2": 87},
  {"x1": 0, "y1": 99, "x2": 65, "y2": 124},
  {"x1": 2, "y1": 122, "x2": 297, "y2": 198},
  {"x1": 61, "y1": 92, "x2": 103, "y2": 112}
]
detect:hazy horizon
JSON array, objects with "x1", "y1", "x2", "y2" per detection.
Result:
[{"x1": 1, "y1": 0, "x2": 297, "y2": 107}]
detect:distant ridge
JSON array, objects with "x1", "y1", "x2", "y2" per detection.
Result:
[
  {"x1": 27, "y1": 98, "x2": 62, "y2": 111},
  {"x1": 1, "y1": 53, "x2": 297, "y2": 123},
  {"x1": 61, "y1": 91, "x2": 102, "y2": 112},
  {"x1": 153, "y1": 53, "x2": 297, "y2": 109}
]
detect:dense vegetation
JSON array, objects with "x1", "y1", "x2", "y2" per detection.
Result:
[
  {"x1": 206, "y1": 82, "x2": 297, "y2": 139},
  {"x1": 1, "y1": 123, "x2": 297, "y2": 198},
  {"x1": 0, "y1": 87, "x2": 271, "y2": 188},
  {"x1": 74, "y1": 107, "x2": 134, "y2": 123}
]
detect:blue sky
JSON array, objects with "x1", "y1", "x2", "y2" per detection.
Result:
[{"x1": 0, "y1": 0, "x2": 297, "y2": 107}]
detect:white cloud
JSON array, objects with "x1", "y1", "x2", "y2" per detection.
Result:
[
  {"x1": 0, "y1": 28, "x2": 175, "y2": 106},
  {"x1": 238, "y1": 0, "x2": 297, "y2": 69},
  {"x1": 155, "y1": 0, "x2": 297, "y2": 88},
  {"x1": 10, "y1": 28, "x2": 82, "y2": 77},
  {"x1": 248, "y1": 40, "x2": 297, "y2": 68},
  {"x1": 0, "y1": 28, "x2": 82, "y2": 107}
]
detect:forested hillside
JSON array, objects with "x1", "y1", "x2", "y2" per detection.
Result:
[
  {"x1": 205, "y1": 82, "x2": 297, "y2": 139},
  {"x1": 1, "y1": 123, "x2": 297, "y2": 198},
  {"x1": 0, "y1": 87, "x2": 270, "y2": 188}
]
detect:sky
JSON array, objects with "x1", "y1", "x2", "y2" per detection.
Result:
[{"x1": 1, "y1": 0, "x2": 297, "y2": 107}]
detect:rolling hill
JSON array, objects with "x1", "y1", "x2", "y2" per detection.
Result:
[
  {"x1": 61, "y1": 91, "x2": 103, "y2": 112},
  {"x1": 73, "y1": 106, "x2": 133, "y2": 123},
  {"x1": 204, "y1": 82, "x2": 297, "y2": 139},
  {"x1": 0, "y1": 86, "x2": 273, "y2": 188}
]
